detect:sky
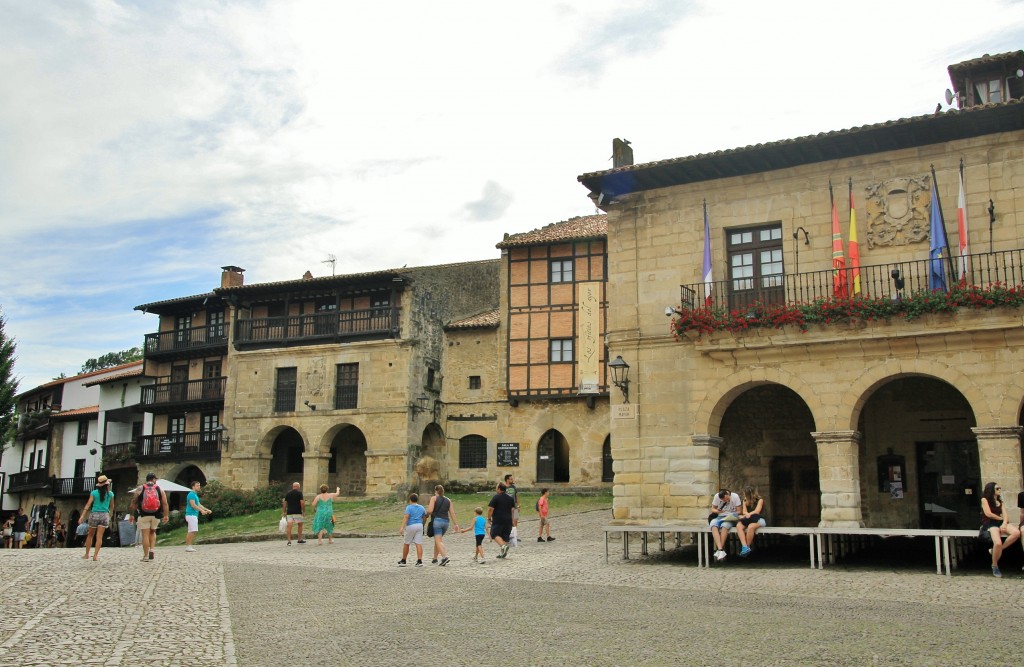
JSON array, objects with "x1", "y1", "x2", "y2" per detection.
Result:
[{"x1": 3, "y1": 0, "x2": 1024, "y2": 391}]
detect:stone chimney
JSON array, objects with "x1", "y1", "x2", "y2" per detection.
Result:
[
  {"x1": 221, "y1": 266, "x2": 245, "y2": 289},
  {"x1": 612, "y1": 138, "x2": 633, "y2": 168},
  {"x1": 302, "y1": 270, "x2": 313, "y2": 280}
]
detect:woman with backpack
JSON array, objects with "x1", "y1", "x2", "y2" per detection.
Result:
[
  {"x1": 426, "y1": 485, "x2": 459, "y2": 566},
  {"x1": 79, "y1": 475, "x2": 114, "y2": 561}
]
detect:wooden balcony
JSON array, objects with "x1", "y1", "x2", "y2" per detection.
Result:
[
  {"x1": 140, "y1": 377, "x2": 226, "y2": 413},
  {"x1": 51, "y1": 476, "x2": 96, "y2": 498},
  {"x1": 102, "y1": 441, "x2": 136, "y2": 469},
  {"x1": 233, "y1": 307, "x2": 399, "y2": 349},
  {"x1": 137, "y1": 431, "x2": 223, "y2": 462},
  {"x1": 7, "y1": 468, "x2": 50, "y2": 493},
  {"x1": 680, "y1": 248, "x2": 1024, "y2": 313},
  {"x1": 143, "y1": 324, "x2": 228, "y2": 361}
]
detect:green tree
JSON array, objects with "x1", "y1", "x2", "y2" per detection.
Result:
[
  {"x1": 80, "y1": 347, "x2": 143, "y2": 374},
  {"x1": 0, "y1": 310, "x2": 19, "y2": 451}
]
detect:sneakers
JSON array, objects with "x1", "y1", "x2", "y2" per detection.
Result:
[
  {"x1": 739, "y1": 546, "x2": 751, "y2": 557},
  {"x1": 415, "y1": 560, "x2": 423, "y2": 567},
  {"x1": 538, "y1": 537, "x2": 545, "y2": 543},
  {"x1": 714, "y1": 549, "x2": 726, "y2": 561},
  {"x1": 500, "y1": 544, "x2": 510, "y2": 559},
  {"x1": 296, "y1": 540, "x2": 307, "y2": 544},
  {"x1": 149, "y1": 551, "x2": 155, "y2": 560},
  {"x1": 431, "y1": 558, "x2": 438, "y2": 564},
  {"x1": 185, "y1": 547, "x2": 196, "y2": 553},
  {"x1": 993, "y1": 566, "x2": 1002, "y2": 578},
  {"x1": 397, "y1": 559, "x2": 407, "y2": 567},
  {"x1": 439, "y1": 557, "x2": 449, "y2": 567},
  {"x1": 546, "y1": 537, "x2": 555, "y2": 542}
]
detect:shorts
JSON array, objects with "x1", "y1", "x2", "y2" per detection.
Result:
[
  {"x1": 13, "y1": 531, "x2": 25, "y2": 541},
  {"x1": 287, "y1": 514, "x2": 304, "y2": 524},
  {"x1": 185, "y1": 515, "x2": 199, "y2": 533},
  {"x1": 539, "y1": 516, "x2": 549, "y2": 527},
  {"x1": 431, "y1": 518, "x2": 449, "y2": 536},
  {"x1": 2, "y1": 529, "x2": 11, "y2": 538},
  {"x1": 87, "y1": 512, "x2": 110, "y2": 529},
  {"x1": 404, "y1": 523, "x2": 423, "y2": 545},
  {"x1": 137, "y1": 515, "x2": 160, "y2": 530},
  {"x1": 709, "y1": 517, "x2": 736, "y2": 529},
  {"x1": 490, "y1": 522, "x2": 512, "y2": 542},
  {"x1": 475, "y1": 534, "x2": 484, "y2": 546}
]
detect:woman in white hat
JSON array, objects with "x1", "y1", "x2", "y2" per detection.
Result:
[{"x1": 79, "y1": 475, "x2": 114, "y2": 561}]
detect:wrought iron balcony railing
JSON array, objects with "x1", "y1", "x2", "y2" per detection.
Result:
[
  {"x1": 51, "y1": 476, "x2": 96, "y2": 497},
  {"x1": 234, "y1": 307, "x2": 399, "y2": 346},
  {"x1": 7, "y1": 468, "x2": 50, "y2": 493},
  {"x1": 143, "y1": 324, "x2": 227, "y2": 358},
  {"x1": 137, "y1": 431, "x2": 223, "y2": 461},
  {"x1": 141, "y1": 377, "x2": 226, "y2": 408},
  {"x1": 680, "y1": 248, "x2": 1024, "y2": 312}
]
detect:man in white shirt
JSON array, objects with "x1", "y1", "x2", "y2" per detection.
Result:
[{"x1": 709, "y1": 488, "x2": 741, "y2": 561}]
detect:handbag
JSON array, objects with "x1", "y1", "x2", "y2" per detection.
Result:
[
  {"x1": 979, "y1": 525, "x2": 993, "y2": 543},
  {"x1": 425, "y1": 516, "x2": 434, "y2": 537}
]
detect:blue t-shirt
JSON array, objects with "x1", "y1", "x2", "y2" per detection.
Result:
[
  {"x1": 90, "y1": 489, "x2": 113, "y2": 514},
  {"x1": 185, "y1": 491, "x2": 200, "y2": 517},
  {"x1": 473, "y1": 515, "x2": 486, "y2": 535},
  {"x1": 405, "y1": 503, "x2": 426, "y2": 526}
]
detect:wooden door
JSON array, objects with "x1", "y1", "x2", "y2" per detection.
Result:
[{"x1": 770, "y1": 456, "x2": 821, "y2": 527}]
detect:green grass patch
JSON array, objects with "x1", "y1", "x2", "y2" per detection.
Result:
[{"x1": 156, "y1": 490, "x2": 611, "y2": 546}]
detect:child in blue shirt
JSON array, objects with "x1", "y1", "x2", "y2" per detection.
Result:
[
  {"x1": 398, "y1": 493, "x2": 426, "y2": 567},
  {"x1": 460, "y1": 507, "x2": 487, "y2": 563}
]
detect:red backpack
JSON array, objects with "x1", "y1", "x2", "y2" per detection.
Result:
[{"x1": 140, "y1": 483, "x2": 162, "y2": 513}]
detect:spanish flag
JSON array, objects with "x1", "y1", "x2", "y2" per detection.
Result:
[{"x1": 830, "y1": 181, "x2": 848, "y2": 298}]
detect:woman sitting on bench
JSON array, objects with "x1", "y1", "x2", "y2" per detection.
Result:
[
  {"x1": 737, "y1": 486, "x2": 765, "y2": 557},
  {"x1": 980, "y1": 482, "x2": 1020, "y2": 578}
]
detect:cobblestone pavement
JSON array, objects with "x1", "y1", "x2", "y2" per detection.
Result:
[{"x1": 1, "y1": 510, "x2": 1020, "y2": 666}]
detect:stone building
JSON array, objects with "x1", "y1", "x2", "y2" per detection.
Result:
[
  {"x1": 578, "y1": 50, "x2": 1024, "y2": 528},
  {"x1": 207, "y1": 261, "x2": 499, "y2": 495},
  {"x1": 440, "y1": 215, "x2": 614, "y2": 489}
]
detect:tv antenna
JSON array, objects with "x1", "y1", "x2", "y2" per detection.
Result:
[{"x1": 322, "y1": 254, "x2": 337, "y2": 276}]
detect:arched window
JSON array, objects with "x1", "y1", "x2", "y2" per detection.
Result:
[{"x1": 459, "y1": 435, "x2": 487, "y2": 469}]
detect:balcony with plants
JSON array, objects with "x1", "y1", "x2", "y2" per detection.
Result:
[
  {"x1": 102, "y1": 441, "x2": 136, "y2": 469},
  {"x1": 673, "y1": 249, "x2": 1024, "y2": 345}
]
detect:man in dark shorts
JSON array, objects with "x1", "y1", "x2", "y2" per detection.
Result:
[
  {"x1": 487, "y1": 482, "x2": 516, "y2": 559},
  {"x1": 282, "y1": 482, "x2": 306, "y2": 545}
]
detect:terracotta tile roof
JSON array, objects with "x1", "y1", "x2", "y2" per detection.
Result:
[
  {"x1": 51, "y1": 405, "x2": 99, "y2": 420},
  {"x1": 446, "y1": 309, "x2": 499, "y2": 330},
  {"x1": 947, "y1": 50, "x2": 1024, "y2": 76},
  {"x1": 17, "y1": 361, "x2": 145, "y2": 398},
  {"x1": 83, "y1": 368, "x2": 145, "y2": 387},
  {"x1": 496, "y1": 215, "x2": 607, "y2": 249},
  {"x1": 135, "y1": 292, "x2": 219, "y2": 312}
]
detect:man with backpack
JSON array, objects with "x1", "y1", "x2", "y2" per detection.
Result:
[{"x1": 130, "y1": 472, "x2": 169, "y2": 562}]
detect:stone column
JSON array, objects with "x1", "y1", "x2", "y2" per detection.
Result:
[
  {"x1": 302, "y1": 453, "x2": 332, "y2": 495},
  {"x1": 812, "y1": 430, "x2": 863, "y2": 527},
  {"x1": 665, "y1": 434, "x2": 722, "y2": 523},
  {"x1": 973, "y1": 426, "x2": 1023, "y2": 495},
  {"x1": 220, "y1": 452, "x2": 270, "y2": 491}
]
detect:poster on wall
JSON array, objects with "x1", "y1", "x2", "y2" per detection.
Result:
[
  {"x1": 497, "y1": 442, "x2": 519, "y2": 467},
  {"x1": 576, "y1": 282, "x2": 601, "y2": 393}
]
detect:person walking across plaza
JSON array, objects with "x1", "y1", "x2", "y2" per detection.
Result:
[
  {"x1": 312, "y1": 484, "x2": 341, "y2": 545},
  {"x1": 184, "y1": 480, "x2": 213, "y2": 553},
  {"x1": 11, "y1": 508, "x2": 29, "y2": 550},
  {"x1": 2, "y1": 513, "x2": 13, "y2": 548},
  {"x1": 981, "y1": 481, "x2": 1020, "y2": 577},
  {"x1": 709, "y1": 487, "x2": 741, "y2": 562},
  {"x1": 130, "y1": 472, "x2": 169, "y2": 562},
  {"x1": 460, "y1": 507, "x2": 487, "y2": 563},
  {"x1": 504, "y1": 474, "x2": 521, "y2": 529},
  {"x1": 398, "y1": 492, "x2": 426, "y2": 567},
  {"x1": 426, "y1": 484, "x2": 459, "y2": 566},
  {"x1": 536, "y1": 488, "x2": 554, "y2": 542},
  {"x1": 79, "y1": 476, "x2": 115, "y2": 561},
  {"x1": 282, "y1": 482, "x2": 306, "y2": 545},
  {"x1": 736, "y1": 486, "x2": 764, "y2": 557},
  {"x1": 487, "y1": 482, "x2": 516, "y2": 559}
]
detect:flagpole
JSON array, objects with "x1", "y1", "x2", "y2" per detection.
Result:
[{"x1": 930, "y1": 165, "x2": 957, "y2": 285}]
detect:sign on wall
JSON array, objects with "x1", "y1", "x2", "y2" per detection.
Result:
[
  {"x1": 497, "y1": 442, "x2": 520, "y2": 467},
  {"x1": 576, "y1": 281, "x2": 601, "y2": 393}
]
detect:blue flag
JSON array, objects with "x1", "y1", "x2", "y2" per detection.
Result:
[{"x1": 928, "y1": 179, "x2": 949, "y2": 291}]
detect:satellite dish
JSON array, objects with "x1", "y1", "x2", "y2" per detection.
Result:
[
  {"x1": 944, "y1": 89, "x2": 954, "y2": 105},
  {"x1": 1016, "y1": 68, "x2": 1023, "y2": 78}
]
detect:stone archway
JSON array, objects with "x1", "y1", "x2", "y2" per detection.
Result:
[
  {"x1": 269, "y1": 427, "x2": 305, "y2": 487},
  {"x1": 328, "y1": 426, "x2": 367, "y2": 495},
  {"x1": 170, "y1": 465, "x2": 207, "y2": 513},
  {"x1": 418, "y1": 423, "x2": 447, "y2": 486},
  {"x1": 537, "y1": 429, "x2": 569, "y2": 483}
]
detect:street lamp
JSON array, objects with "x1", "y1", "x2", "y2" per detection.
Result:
[{"x1": 608, "y1": 356, "x2": 631, "y2": 404}]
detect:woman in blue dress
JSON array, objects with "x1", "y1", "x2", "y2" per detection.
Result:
[{"x1": 312, "y1": 484, "x2": 341, "y2": 545}]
